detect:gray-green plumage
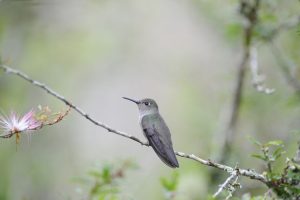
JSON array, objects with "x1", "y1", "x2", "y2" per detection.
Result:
[{"x1": 123, "y1": 97, "x2": 179, "y2": 168}]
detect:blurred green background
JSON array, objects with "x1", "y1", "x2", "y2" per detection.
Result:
[{"x1": 0, "y1": 0, "x2": 299, "y2": 199}]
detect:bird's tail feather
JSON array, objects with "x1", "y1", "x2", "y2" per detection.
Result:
[{"x1": 149, "y1": 137, "x2": 179, "y2": 168}]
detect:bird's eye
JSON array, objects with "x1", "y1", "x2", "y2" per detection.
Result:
[{"x1": 145, "y1": 102, "x2": 150, "y2": 106}]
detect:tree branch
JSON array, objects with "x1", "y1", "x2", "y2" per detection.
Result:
[
  {"x1": 215, "y1": 0, "x2": 261, "y2": 165},
  {"x1": 0, "y1": 65, "x2": 148, "y2": 146},
  {"x1": 0, "y1": 64, "x2": 267, "y2": 185}
]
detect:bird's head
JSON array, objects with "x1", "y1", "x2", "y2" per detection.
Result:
[{"x1": 123, "y1": 97, "x2": 159, "y2": 113}]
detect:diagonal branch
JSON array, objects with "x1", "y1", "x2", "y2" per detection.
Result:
[
  {"x1": 0, "y1": 64, "x2": 267, "y2": 184},
  {"x1": 215, "y1": 0, "x2": 262, "y2": 165},
  {"x1": 0, "y1": 65, "x2": 147, "y2": 146},
  {"x1": 213, "y1": 169, "x2": 239, "y2": 198}
]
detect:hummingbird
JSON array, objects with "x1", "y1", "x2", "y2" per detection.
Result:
[{"x1": 123, "y1": 97, "x2": 179, "y2": 168}]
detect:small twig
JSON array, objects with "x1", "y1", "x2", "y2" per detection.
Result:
[
  {"x1": 225, "y1": 174, "x2": 240, "y2": 200},
  {"x1": 0, "y1": 64, "x2": 267, "y2": 184},
  {"x1": 213, "y1": 169, "x2": 239, "y2": 198},
  {"x1": 213, "y1": 172, "x2": 237, "y2": 198},
  {"x1": 250, "y1": 47, "x2": 275, "y2": 94},
  {"x1": 32, "y1": 106, "x2": 71, "y2": 130},
  {"x1": 0, "y1": 106, "x2": 71, "y2": 139}
]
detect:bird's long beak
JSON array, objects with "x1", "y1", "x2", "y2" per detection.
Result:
[{"x1": 122, "y1": 97, "x2": 139, "y2": 104}]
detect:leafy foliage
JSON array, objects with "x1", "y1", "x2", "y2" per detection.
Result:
[
  {"x1": 160, "y1": 172, "x2": 179, "y2": 200},
  {"x1": 74, "y1": 160, "x2": 137, "y2": 200},
  {"x1": 251, "y1": 138, "x2": 300, "y2": 199}
]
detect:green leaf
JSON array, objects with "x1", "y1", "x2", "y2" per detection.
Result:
[
  {"x1": 251, "y1": 153, "x2": 267, "y2": 161},
  {"x1": 225, "y1": 23, "x2": 243, "y2": 41},
  {"x1": 260, "y1": 13, "x2": 278, "y2": 23},
  {"x1": 265, "y1": 140, "x2": 283, "y2": 147},
  {"x1": 272, "y1": 147, "x2": 286, "y2": 160},
  {"x1": 88, "y1": 170, "x2": 102, "y2": 178},
  {"x1": 160, "y1": 172, "x2": 179, "y2": 191},
  {"x1": 248, "y1": 136, "x2": 262, "y2": 147},
  {"x1": 102, "y1": 166, "x2": 112, "y2": 183}
]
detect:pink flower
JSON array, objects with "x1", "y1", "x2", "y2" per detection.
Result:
[{"x1": 0, "y1": 110, "x2": 41, "y2": 138}]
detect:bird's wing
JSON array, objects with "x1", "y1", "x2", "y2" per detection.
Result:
[{"x1": 141, "y1": 114, "x2": 179, "y2": 168}]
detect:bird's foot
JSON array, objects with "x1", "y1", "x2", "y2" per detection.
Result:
[{"x1": 143, "y1": 141, "x2": 150, "y2": 146}]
